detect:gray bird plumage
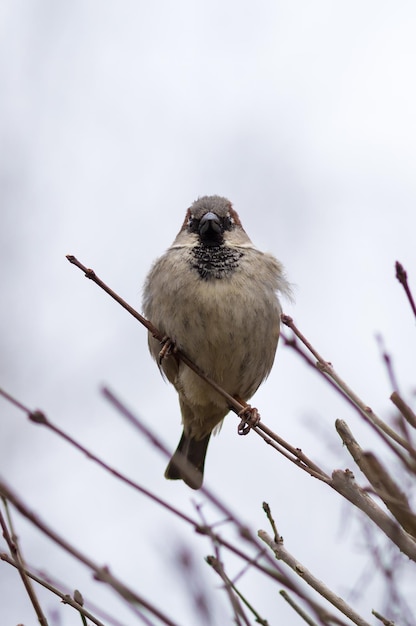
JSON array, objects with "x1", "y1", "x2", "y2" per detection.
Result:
[{"x1": 142, "y1": 195, "x2": 291, "y2": 488}]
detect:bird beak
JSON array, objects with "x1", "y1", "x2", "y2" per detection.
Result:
[{"x1": 199, "y1": 212, "x2": 222, "y2": 245}]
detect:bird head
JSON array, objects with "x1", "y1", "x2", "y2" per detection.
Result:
[{"x1": 175, "y1": 196, "x2": 250, "y2": 248}]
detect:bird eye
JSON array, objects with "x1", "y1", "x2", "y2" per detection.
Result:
[
  {"x1": 223, "y1": 215, "x2": 234, "y2": 231},
  {"x1": 187, "y1": 216, "x2": 199, "y2": 232}
]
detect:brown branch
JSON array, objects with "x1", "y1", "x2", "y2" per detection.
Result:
[
  {"x1": 390, "y1": 391, "x2": 416, "y2": 429},
  {"x1": 330, "y1": 469, "x2": 416, "y2": 561},
  {"x1": 0, "y1": 481, "x2": 181, "y2": 626},
  {"x1": 281, "y1": 316, "x2": 416, "y2": 469},
  {"x1": 372, "y1": 608, "x2": 395, "y2": 626},
  {"x1": 252, "y1": 422, "x2": 331, "y2": 483},
  {"x1": 0, "y1": 387, "x2": 329, "y2": 613},
  {"x1": 206, "y1": 557, "x2": 253, "y2": 626},
  {"x1": 279, "y1": 590, "x2": 322, "y2": 626},
  {"x1": 375, "y1": 334, "x2": 400, "y2": 393},
  {"x1": 336, "y1": 420, "x2": 416, "y2": 539},
  {"x1": 101, "y1": 387, "x2": 356, "y2": 624},
  {"x1": 0, "y1": 554, "x2": 109, "y2": 626},
  {"x1": 198, "y1": 501, "x2": 267, "y2": 626},
  {"x1": 0, "y1": 501, "x2": 48, "y2": 626},
  {"x1": 1, "y1": 382, "x2": 407, "y2": 625},
  {"x1": 258, "y1": 529, "x2": 369, "y2": 626},
  {"x1": 0, "y1": 387, "x2": 199, "y2": 529},
  {"x1": 395, "y1": 261, "x2": 416, "y2": 320}
]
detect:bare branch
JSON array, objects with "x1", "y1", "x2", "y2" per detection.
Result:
[
  {"x1": 0, "y1": 387, "x2": 331, "y2": 614},
  {"x1": 258, "y1": 530, "x2": 369, "y2": 626},
  {"x1": 335, "y1": 420, "x2": 416, "y2": 538},
  {"x1": 206, "y1": 556, "x2": 254, "y2": 626},
  {"x1": 372, "y1": 608, "x2": 395, "y2": 626},
  {"x1": 0, "y1": 481, "x2": 181, "y2": 626},
  {"x1": 281, "y1": 316, "x2": 416, "y2": 467},
  {"x1": 279, "y1": 590, "x2": 322, "y2": 626},
  {"x1": 0, "y1": 501, "x2": 48, "y2": 626},
  {"x1": 330, "y1": 470, "x2": 416, "y2": 561},
  {"x1": 0, "y1": 554, "x2": 109, "y2": 626},
  {"x1": 395, "y1": 261, "x2": 416, "y2": 320},
  {"x1": 375, "y1": 334, "x2": 400, "y2": 393},
  {"x1": 390, "y1": 391, "x2": 416, "y2": 429}
]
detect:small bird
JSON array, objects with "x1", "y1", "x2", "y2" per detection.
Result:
[{"x1": 142, "y1": 196, "x2": 291, "y2": 489}]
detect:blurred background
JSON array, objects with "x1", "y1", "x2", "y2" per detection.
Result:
[{"x1": 1, "y1": 1, "x2": 415, "y2": 624}]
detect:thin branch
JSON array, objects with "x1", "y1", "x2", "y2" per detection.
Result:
[
  {"x1": 0, "y1": 387, "x2": 197, "y2": 529},
  {"x1": 0, "y1": 501, "x2": 48, "y2": 626},
  {"x1": 390, "y1": 391, "x2": 416, "y2": 429},
  {"x1": 206, "y1": 557, "x2": 253, "y2": 626},
  {"x1": 252, "y1": 422, "x2": 331, "y2": 483},
  {"x1": 197, "y1": 505, "x2": 250, "y2": 626},
  {"x1": 0, "y1": 481, "x2": 180, "y2": 626},
  {"x1": 336, "y1": 419, "x2": 416, "y2": 539},
  {"x1": 0, "y1": 554, "x2": 110, "y2": 626},
  {"x1": 330, "y1": 469, "x2": 416, "y2": 561},
  {"x1": 395, "y1": 261, "x2": 416, "y2": 320},
  {"x1": 258, "y1": 530, "x2": 370, "y2": 626},
  {"x1": 375, "y1": 334, "x2": 400, "y2": 393},
  {"x1": 101, "y1": 386, "x2": 357, "y2": 624},
  {"x1": 279, "y1": 590, "x2": 322, "y2": 626},
  {"x1": 372, "y1": 608, "x2": 395, "y2": 626},
  {"x1": 0, "y1": 387, "x2": 331, "y2": 615},
  {"x1": 280, "y1": 316, "x2": 416, "y2": 468}
]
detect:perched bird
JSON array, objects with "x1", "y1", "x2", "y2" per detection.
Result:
[{"x1": 142, "y1": 195, "x2": 291, "y2": 489}]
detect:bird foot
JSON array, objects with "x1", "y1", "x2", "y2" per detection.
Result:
[
  {"x1": 158, "y1": 336, "x2": 177, "y2": 364},
  {"x1": 237, "y1": 403, "x2": 260, "y2": 435}
]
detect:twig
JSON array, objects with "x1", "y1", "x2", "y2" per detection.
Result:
[
  {"x1": 279, "y1": 590, "x2": 321, "y2": 626},
  {"x1": 101, "y1": 386, "x2": 354, "y2": 624},
  {"x1": 330, "y1": 469, "x2": 416, "y2": 561},
  {"x1": 390, "y1": 391, "x2": 416, "y2": 429},
  {"x1": 395, "y1": 261, "x2": 416, "y2": 320},
  {"x1": 262, "y1": 502, "x2": 280, "y2": 543},
  {"x1": 0, "y1": 481, "x2": 180, "y2": 626},
  {"x1": 0, "y1": 387, "x2": 330, "y2": 611},
  {"x1": 0, "y1": 384, "x2": 387, "y2": 626},
  {"x1": 375, "y1": 334, "x2": 400, "y2": 393},
  {"x1": 252, "y1": 422, "x2": 331, "y2": 483},
  {"x1": 336, "y1": 420, "x2": 416, "y2": 539},
  {"x1": 258, "y1": 530, "x2": 370, "y2": 626},
  {"x1": 197, "y1": 502, "x2": 265, "y2": 626},
  {"x1": 206, "y1": 556, "x2": 265, "y2": 626},
  {"x1": 372, "y1": 608, "x2": 395, "y2": 626},
  {"x1": 280, "y1": 317, "x2": 416, "y2": 468},
  {"x1": 0, "y1": 555, "x2": 110, "y2": 626},
  {"x1": 196, "y1": 505, "x2": 249, "y2": 626},
  {"x1": 0, "y1": 387, "x2": 197, "y2": 529},
  {"x1": 0, "y1": 500, "x2": 48, "y2": 626}
]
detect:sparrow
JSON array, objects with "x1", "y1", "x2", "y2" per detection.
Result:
[{"x1": 142, "y1": 195, "x2": 291, "y2": 489}]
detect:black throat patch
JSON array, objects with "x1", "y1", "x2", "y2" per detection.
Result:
[{"x1": 191, "y1": 245, "x2": 244, "y2": 280}]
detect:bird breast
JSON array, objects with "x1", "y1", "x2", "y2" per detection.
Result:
[{"x1": 143, "y1": 243, "x2": 283, "y2": 409}]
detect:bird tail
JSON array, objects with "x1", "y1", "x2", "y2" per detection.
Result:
[{"x1": 165, "y1": 431, "x2": 211, "y2": 490}]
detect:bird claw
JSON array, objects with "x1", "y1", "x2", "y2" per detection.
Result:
[
  {"x1": 158, "y1": 336, "x2": 177, "y2": 364},
  {"x1": 237, "y1": 405, "x2": 260, "y2": 436}
]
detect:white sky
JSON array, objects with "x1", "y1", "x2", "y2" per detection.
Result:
[{"x1": 1, "y1": 2, "x2": 416, "y2": 625}]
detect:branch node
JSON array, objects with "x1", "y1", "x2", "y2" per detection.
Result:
[{"x1": 29, "y1": 410, "x2": 48, "y2": 425}]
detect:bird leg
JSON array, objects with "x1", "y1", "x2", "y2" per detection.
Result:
[
  {"x1": 158, "y1": 336, "x2": 177, "y2": 364},
  {"x1": 235, "y1": 397, "x2": 260, "y2": 435}
]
